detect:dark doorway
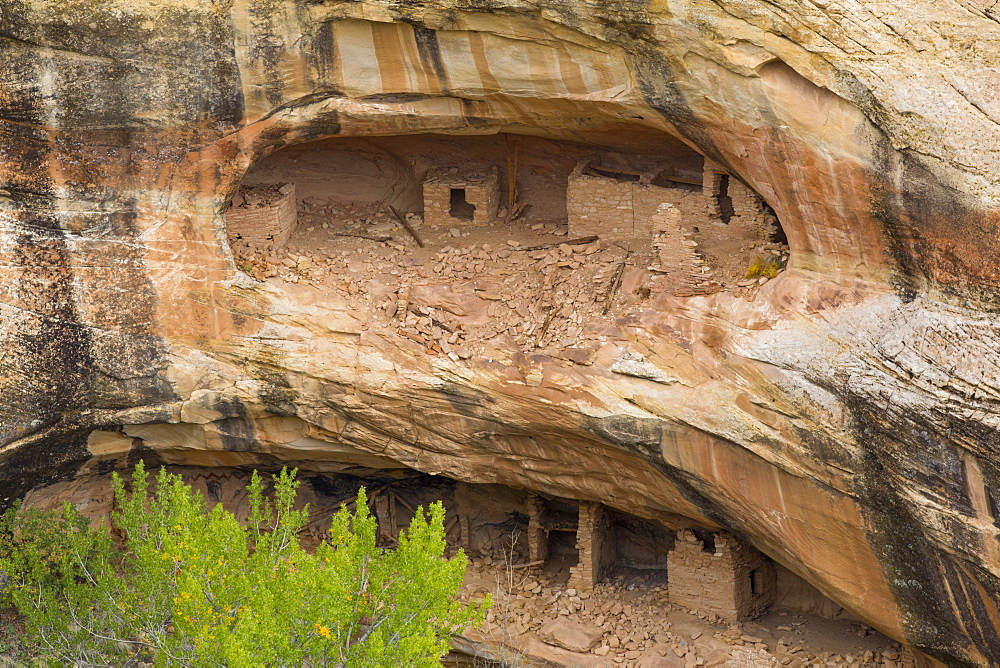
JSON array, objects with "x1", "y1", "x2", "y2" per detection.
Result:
[
  {"x1": 764, "y1": 201, "x2": 788, "y2": 245},
  {"x1": 450, "y1": 188, "x2": 476, "y2": 220},
  {"x1": 750, "y1": 568, "x2": 763, "y2": 595},
  {"x1": 717, "y1": 174, "x2": 735, "y2": 224}
]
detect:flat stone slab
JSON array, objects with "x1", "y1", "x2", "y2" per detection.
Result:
[{"x1": 540, "y1": 618, "x2": 604, "y2": 653}]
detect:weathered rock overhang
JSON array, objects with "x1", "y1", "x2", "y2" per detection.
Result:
[{"x1": 2, "y1": 1, "x2": 1000, "y2": 664}]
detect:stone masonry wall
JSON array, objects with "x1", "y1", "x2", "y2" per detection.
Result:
[
  {"x1": 225, "y1": 183, "x2": 297, "y2": 252},
  {"x1": 667, "y1": 529, "x2": 776, "y2": 621},
  {"x1": 703, "y1": 164, "x2": 727, "y2": 222},
  {"x1": 693, "y1": 161, "x2": 780, "y2": 286},
  {"x1": 567, "y1": 159, "x2": 783, "y2": 292},
  {"x1": 567, "y1": 160, "x2": 760, "y2": 244},
  {"x1": 633, "y1": 183, "x2": 709, "y2": 237},
  {"x1": 726, "y1": 177, "x2": 768, "y2": 241},
  {"x1": 568, "y1": 170, "x2": 710, "y2": 240},
  {"x1": 721, "y1": 531, "x2": 777, "y2": 621},
  {"x1": 702, "y1": 160, "x2": 769, "y2": 241},
  {"x1": 423, "y1": 167, "x2": 499, "y2": 227},
  {"x1": 568, "y1": 501, "x2": 609, "y2": 590},
  {"x1": 567, "y1": 172, "x2": 634, "y2": 239}
]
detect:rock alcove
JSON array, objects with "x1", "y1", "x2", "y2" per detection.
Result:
[
  {"x1": 2, "y1": 1, "x2": 1000, "y2": 664},
  {"x1": 221, "y1": 132, "x2": 790, "y2": 360}
]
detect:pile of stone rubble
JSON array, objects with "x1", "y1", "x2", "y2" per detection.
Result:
[{"x1": 455, "y1": 559, "x2": 915, "y2": 668}]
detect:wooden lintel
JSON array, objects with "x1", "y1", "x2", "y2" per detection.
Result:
[
  {"x1": 590, "y1": 165, "x2": 644, "y2": 176},
  {"x1": 655, "y1": 174, "x2": 704, "y2": 186}
]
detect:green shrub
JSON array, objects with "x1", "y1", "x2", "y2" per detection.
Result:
[{"x1": 0, "y1": 462, "x2": 487, "y2": 666}]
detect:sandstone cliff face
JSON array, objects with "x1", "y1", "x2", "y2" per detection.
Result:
[{"x1": 2, "y1": 0, "x2": 1000, "y2": 664}]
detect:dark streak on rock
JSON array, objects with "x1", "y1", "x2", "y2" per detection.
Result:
[
  {"x1": 411, "y1": 25, "x2": 450, "y2": 94},
  {"x1": 844, "y1": 75, "x2": 1000, "y2": 309},
  {"x1": 311, "y1": 21, "x2": 339, "y2": 88},
  {"x1": 581, "y1": 414, "x2": 662, "y2": 460},
  {"x1": 0, "y1": 1, "x2": 185, "y2": 500},
  {"x1": 217, "y1": 414, "x2": 259, "y2": 453},
  {"x1": 434, "y1": 381, "x2": 498, "y2": 417},
  {"x1": 846, "y1": 398, "x2": 987, "y2": 665}
]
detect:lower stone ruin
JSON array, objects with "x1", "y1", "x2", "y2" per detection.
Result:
[
  {"x1": 667, "y1": 529, "x2": 776, "y2": 623},
  {"x1": 525, "y1": 494, "x2": 774, "y2": 623},
  {"x1": 25, "y1": 463, "x2": 912, "y2": 666},
  {"x1": 23, "y1": 464, "x2": 803, "y2": 623}
]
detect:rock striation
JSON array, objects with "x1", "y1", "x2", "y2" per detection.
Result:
[{"x1": 2, "y1": 0, "x2": 1000, "y2": 664}]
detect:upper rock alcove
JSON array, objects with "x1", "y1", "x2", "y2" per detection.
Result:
[{"x1": 222, "y1": 132, "x2": 789, "y2": 358}]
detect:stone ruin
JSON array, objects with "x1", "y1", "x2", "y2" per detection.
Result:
[
  {"x1": 222, "y1": 137, "x2": 789, "y2": 312},
  {"x1": 567, "y1": 156, "x2": 788, "y2": 293},
  {"x1": 667, "y1": 529, "x2": 777, "y2": 622},
  {"x1": 567, "y1": 157, "x2": 705, "y2": 240},
  {"x1": 526, "y1": 494, "x2": 775, "y2": 621},
  {"x1": 567, "y1": 156, "x2": 774, "y2": 240},
  {"x1": 81, "y1": 419, "x2": 783, "y2": 627},
  {"x1": 225, "y1": 182, "x2": 298, "y2": 254},
  {"x1": 422, "y1": 166, "x2": 500, "y2": 227},
  {"x1": 650, "y1": 204, "x2": 714, "y2": 296},
  {"x1": 567, "y1": 501, "x2": 610, "y2": 591},
  {"x1": 216, "y1": 136, "x2": 793, "y2": 365},
  {"x1": 25, "y1": 461, "x2": 892, "y2": 663}
]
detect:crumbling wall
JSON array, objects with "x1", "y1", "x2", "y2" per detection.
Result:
[
  {"x1": 527, "y1": 494, "x2": 550, "y2": 564},
  {"x1": 702, "y1": 160, "x2": 769, "y2": 238},
  {"x1": 667, "y1": 529, "x2": 776, "y2": 621},
  {"x1": 722, "y1": 532, "x2": 776, "y2": 620},
  {"x1": 225, "y1": 183, "x2": 298, "y2": 252},
  {"x1": 567, "y1": 158, "x2": 707, "y2": 240},
  {"x1": 423, "y1": 167, "x2": 499, "y2": 226},
  {"x1": 690, "y1": 161, "x2": 788, "y2": 286},
  {"x1": 567, "y1": 157, "x2": 776, "y2": 252},
  {"x1": 568, "y1": 160, "x2": 733, "y2": 243},
  {"x1": 650, "y1": 204, "x2": 718, "y2": 296},
  {"x1": 567, "y1": 158, "x2": 788, "y2": 293},
  {"x1": 722, "y1": 176, "x2": 769, "y2": 243},
  {"x1": 703, "y1": 166, "x2": 728, "y2": 224},
  {"x1": 632, "y1": 183, "x2": 708, "y2": 237}
]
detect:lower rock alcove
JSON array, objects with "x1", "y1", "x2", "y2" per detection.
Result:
[{"x1": 21, "y1": 459, "x2": 907, "y2": 665}]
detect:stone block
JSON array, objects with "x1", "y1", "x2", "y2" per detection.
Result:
[{"x1": 539, "y1": 618, "x2": 603, "y2": 652}]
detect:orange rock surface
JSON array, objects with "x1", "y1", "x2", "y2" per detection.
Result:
[{"x1": 2, "y1": 1, "x2": 1000, "y2": 663}]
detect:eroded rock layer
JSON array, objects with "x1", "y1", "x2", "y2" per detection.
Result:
[{"x1": 2, "y1": 1, "x2": 1000, "y2": 664}]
